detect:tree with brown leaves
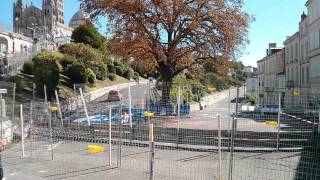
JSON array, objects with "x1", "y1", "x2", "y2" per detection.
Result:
[{"x1": 81, "y1": 0, "x2": 250, "y2": 81}]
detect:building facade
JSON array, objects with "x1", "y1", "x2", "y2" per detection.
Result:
[
  {"x1": 246, "y1": 77, "x2": 258, "y2": 95},
  {"x1": 257, "y1": 44, "x2": 285, "y2": 107},
  {"x1": 0, "y1": 29, "x2": 33, "y2": 55},
  {"x1": 306, "y1": 0, "x2": 320, "y2": 88}
]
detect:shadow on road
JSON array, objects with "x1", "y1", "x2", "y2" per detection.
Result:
[{"x1": 294, "y1": 134, "x2": 320, "y2": 180}]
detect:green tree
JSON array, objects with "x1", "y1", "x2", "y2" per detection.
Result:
[
  {"x1": 59, "y1": 43, "x2": 107, "y2": 80},
  {"x1": 60, "y1": 54, "x2": 77, "y2": 71},
  {"x1": 71, "y1": 24, "x2": 107, "y2": 54},
  {"x1": 32, "y1": 52, "x2": 61, "y2": 98},
  {"x1": 85, "y1": 68, "x2": 96, "y2": 84},
  {"x1": 22, "y1": 61, "x2": 33, "y2": 75},
  {"x1": 65, "y1": 62, "x2": 88, "y2": 84}
]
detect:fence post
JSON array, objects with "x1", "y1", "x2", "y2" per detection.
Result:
[
  {"x1": 176, "y1": 86, "x2": 181, "y2": 147},
  {"x1": 11, "y1": 83, "x2": 16, "y2": 139},
  {"x1": 318, "y1": 107, "x2": 320, "y2": 134},
  {"x1": 32, "y1": 83, "x2": 35, "y2": 102},
  {"x1": 55, "y1": 90, "x2": 63, "y2": 127},
  {"x1": 228, "y1": 88, "x2": 231, "y2": 150},
  {"x1": 149, "y1": 123, "x2": 155, "y2": 180},
  {"x1": 128, "y1": 82, "x2": 133, "y2": 144},
  {"x1": 79, "y1": 88, "x2": 90, "y2": 126},
  {"x1": 277, "y1": 91, "x2": 281, "y2": 150},
  {"x1": 29, "y1": 101, "x2": 33, "y2": 158},
  {"x1": 20, "y1": 104, "x2": 25, "y2": 158},
  {"x1": 44, "y1": 85, "x2": 47, "y2": 105},
  {"x1": 109, "y1": 106, "x2": 112, "y2": 166},
  {"x1": 228, "y1": 87, "x2": 239, "y2": 180},
  {"x1": 117, "y1": 104, "x2": 122, "y2": 168},
  {"x1": 218, "y1": 115, "x2": 222, "y2": 180},
  {"x1": 0, "y1": 94, "x2": 3, "y2": 139},
  {"x1": 48, "y1": 102, "x2": 54, "y2": 160}
]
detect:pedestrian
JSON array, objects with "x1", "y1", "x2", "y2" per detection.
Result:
[{"x1": 0, "y1": 139, "x2": 6, "y2": 180}]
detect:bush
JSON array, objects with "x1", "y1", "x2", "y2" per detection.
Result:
[
  {"x1": 203, "y1": 73, "x2": 228, "y2": 91},
  {"x1": 108, "y1": 73, "x2": 116, "y2": 81},
  {"x1": 65, "y1": 63, "x2": 87, "y2": 84},
  {"x1": 115, "y1": 66, "x2": 124, "y2": 76},
  {"x1": 123, "y1": 68, "x2": 134, "y2": 79},
  {"x1": 6, "y1": 75, "x2": 27, "y2": 93},
  {"x1": 114, "y1": 60, "x2": 125, "y2": 69},
  {"x1": 59, "y1": 43, "x2": 105, "y2": 76},
  {"x1": 133, "y1": 72, "x2": 139, "y2": 81},
  {"x1": 107, "y1": 63, "x2": 116, "y2": 74},
  {"x1": 60, "y1": 54, "x2": 76, "y2": 70},
  {"x1": 85, "y1": 68, "x2": 96, "y2": 84},
  {"x1": 96, "y1": 63, "x2": 108, "y2": 80},
  {"x1": 33, "y1": 52, "x2": 61, "y2": 98},
  {"x1": 22, "y1": 61, "x2": 33, "y2": 75}
]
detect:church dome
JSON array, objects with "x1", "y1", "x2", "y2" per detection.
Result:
[{"x1": 69, "y1": 10, "x2": 88, "y2": 28}]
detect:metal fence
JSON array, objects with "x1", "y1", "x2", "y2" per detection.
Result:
[{"x1": 0, "y1": 82, "x2": 320, "y2": 180}]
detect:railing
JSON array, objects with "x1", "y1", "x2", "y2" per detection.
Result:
[{"x1": 0, "y1": 50, "x2": 37, "y2": 79}]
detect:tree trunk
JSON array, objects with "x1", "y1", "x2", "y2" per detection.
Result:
[{"x1": 161, "y1": 72, "x2": 173, "y2": 103}]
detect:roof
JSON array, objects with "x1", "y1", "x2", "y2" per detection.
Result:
[
  {"x1": 283, "y1": 31, "x2": 299, "y2": 45},
  {"x1": 69, "y1": 10, "x2": 88, "y2": 27}
]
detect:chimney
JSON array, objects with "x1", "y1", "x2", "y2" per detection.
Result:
[
  {"x1": 301, "y1": 12, "x2": 307, "y2": 21},
  {"x1": 269, "y1": 43, "x2": 277, "y2": 49},
  {"x1": 266, "y1": 49, "x2": 269, "y2": 56}
]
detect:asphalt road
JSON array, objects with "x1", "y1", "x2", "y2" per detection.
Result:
[
  {"x1": 2, "y1": 140, "x2": 311, "y2": 180},
  {"x1": 92, "y1": 83, "x2": 150, "y2": 104}
]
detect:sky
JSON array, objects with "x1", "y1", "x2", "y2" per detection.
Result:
[{"x1": 0, "y1": 0, "x2": 308, "y2": 67}]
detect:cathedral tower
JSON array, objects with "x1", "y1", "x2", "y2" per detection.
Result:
[{"x1": 13, "y1": 0, "x2": 25, "y2": 34}]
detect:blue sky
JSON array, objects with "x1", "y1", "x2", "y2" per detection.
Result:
[{"x1": 0, "y1": 0, "x2": 308, "y2": 66}]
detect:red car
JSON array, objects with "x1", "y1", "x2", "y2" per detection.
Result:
[{"x1": 107, "y1": 90, "x2": 123, "y2": 101}]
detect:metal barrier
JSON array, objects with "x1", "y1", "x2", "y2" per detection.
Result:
[{"x1": 0, "y1": 83, "x2": 319, "y2": 179}]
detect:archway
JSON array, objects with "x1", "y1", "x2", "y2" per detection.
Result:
[{"x1": 0, "y1": 36, "x2": 8, "y2": 54}]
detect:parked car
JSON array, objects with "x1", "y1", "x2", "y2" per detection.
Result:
[
  {"x1": 107, "y1": 90, "x2": 122, "y2": 101},
  {"x1": 261, "y1": 105, "x2": 279, "y2": 114}
]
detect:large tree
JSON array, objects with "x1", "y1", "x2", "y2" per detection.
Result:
[
  {"x1": 81, "y1": 0, "x2": 250, "y2": 100},
  {"x1": 71, "y1": 24, "x2": 107, "y2": 54}
]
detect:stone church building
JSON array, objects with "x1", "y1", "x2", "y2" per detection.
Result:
[{"x1": 12, "y1": 0, "x2": 88, "y2": 41}]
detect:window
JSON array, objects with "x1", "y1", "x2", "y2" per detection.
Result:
[
  {"x1": 319, "y1": 29, "x2": 320, "y2": 47},
  {"x1": 291, "y1": 44, "x2": 294, "y2": 61},
  {"x1": 291, "y1": 68, "x2": 294, "y2": 81},
  {"x1": 301, "y1": 44, "x2": 304, "y2": 60},
  {"x1": 305, "y1": 42, "x2": 308, "y2": 58},
  {"x1": 296, "y1": 67, "x2": 299, "y2": 83},
  {"x1": 306, "y1": 66, "x2": 310, "y2": 84},
  {"x1": 295, "y1": 43, "x2": 298, "y2": 58},
  {"x1": 287, "y1": 68, "x2": 290, "y2": 80},
  {"x1": 302, "y1": 67, "x2": 305, "y2": 84}
]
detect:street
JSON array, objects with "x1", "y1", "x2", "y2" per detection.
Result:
[{"x1": 1, "y1": 140, "x2": 306, "y2": 180}]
